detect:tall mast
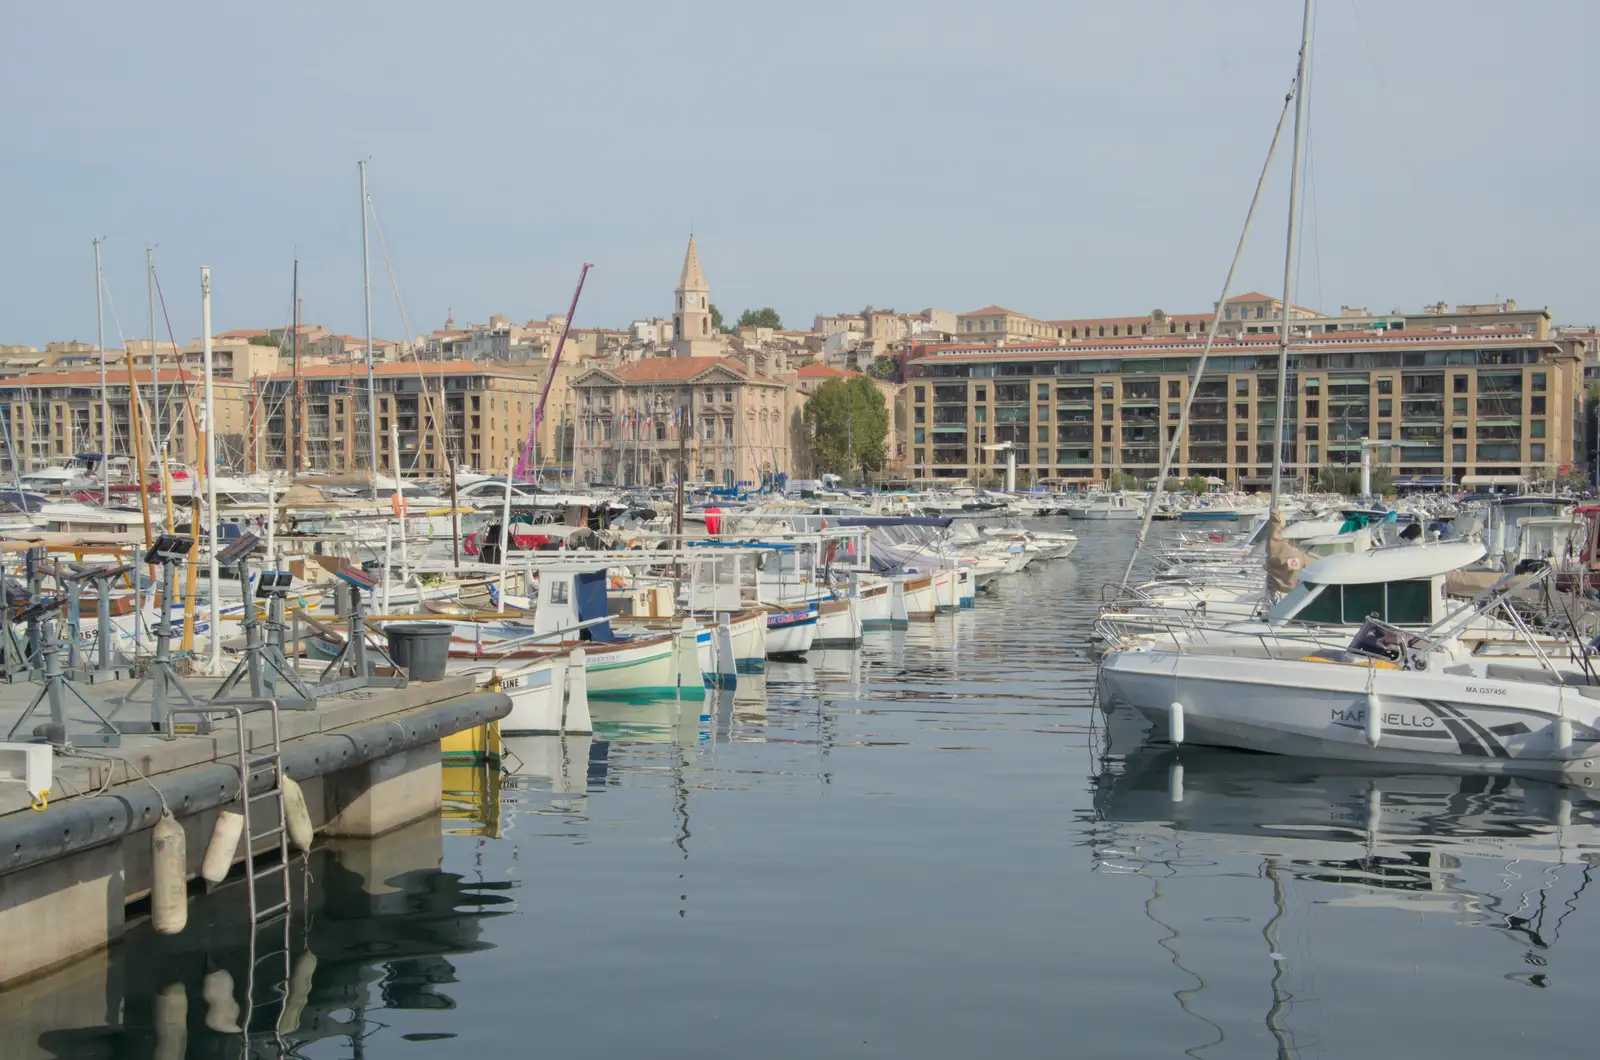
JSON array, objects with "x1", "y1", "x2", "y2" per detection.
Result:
[
  {"x1": 291, "y1": 258, "x2": 301, "y2": 476},
  {"x1": 1268, "y1": 0, "x2": 1314, "y2": 514},
  {"x1": 147, "y1": 248, "x2": 159, "y2": 479},
  {"x1": 359, "y1": 160, "x2": 378, "y2": 498},
  {"x1": 94, "y1": 238, "x2": 109, "y2": 505},
  {"x1": 201, "y1": 266, "x2": 222, "y2": 672}
]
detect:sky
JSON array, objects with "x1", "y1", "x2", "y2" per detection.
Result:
[{"x1": 1, "y1": 0, "x2": 1594, "y2": 348}]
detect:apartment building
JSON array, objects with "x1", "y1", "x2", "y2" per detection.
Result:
[
  {"x1": 905, "y1": 329, "x2": 1584, "y2": 490},
  {"x1": 0, "y1": 369, "x2": 252, "y2": 473},
  {"x1": 250, "y1": 360, "x2": 571, "y2": 477}
]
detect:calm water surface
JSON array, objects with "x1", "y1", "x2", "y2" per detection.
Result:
[{"x1": 8, "y1": 521, "x2": 1600, "y2": 1058}]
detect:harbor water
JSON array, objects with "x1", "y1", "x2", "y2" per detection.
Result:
[{"x1": 6, "y1": 521, "x2": 1599, "y2": 1058}]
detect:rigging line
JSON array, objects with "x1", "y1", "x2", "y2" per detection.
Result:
[
  {"x1": 1294, "y1": 1, "x2": 1323, "y2": 318},
  {"x1": 98, "y1": 270, "x2": 137, "y2": 460},
  {"x1": 1347, "y1": 0, "x2": 1455, "y2": 294},
  {"x1": 149, "y1": 264, "x2": 204, "y2": 453},
  {"x1": 366, "y1": 194, "x2": 456, "y2": 473},
  {"x1": 1120, "y1": 79, "x2": 1297, "y2": 590}
]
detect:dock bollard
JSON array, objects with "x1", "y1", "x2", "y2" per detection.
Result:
[{"x1": 151, "y1": 812, "x2": 188, "y2": 935}]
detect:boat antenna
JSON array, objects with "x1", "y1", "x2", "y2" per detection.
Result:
[{"x1": 1118, "y1": 80, "x2": 1297, "y2": 590}]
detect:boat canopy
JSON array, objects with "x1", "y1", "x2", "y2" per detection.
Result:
[
  {"x1": 834, "y1": 515, "x2": 953, "y2": 528},
  {"x1": 1298, "y1": 541, "x2": 1486, "y2": 586}
]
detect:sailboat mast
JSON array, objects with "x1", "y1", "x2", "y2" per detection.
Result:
[
  {"x1": 359, "y1": 160, "x2": 379, "y2": 499},
  {"x1": 201, "y1": 266, "x2": 222, "y2": 672},
  {"x1": 291, "y1": 258, "x2": 301, "y2": 476},
  {"x1": 94, "y1": 237, "x2": 110, "y2": 505},
  {"x1": 1268, "y1": 0, "x2": 1314, "y2": 513},
  {"x1": 147, "y1": 248, "x2": 159, "y2": 480}
]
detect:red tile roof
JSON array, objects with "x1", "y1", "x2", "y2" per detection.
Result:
[
  {"x1": 261, "y1": 359, "x2": 537, "y2": 381},
  {"x1": 796, "y1": 363, "x2": 857, "y2": 379},
  {"x1": 910, "y1": 327, "x2": 1553, "y2": 363},
  {"x1": 0, "y1": 368, "x2": 240, "y2": 387},
  {"x1": 596, "y1": 357, "x2": 767, "y2": 384}
]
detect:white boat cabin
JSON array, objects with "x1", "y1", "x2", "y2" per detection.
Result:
[{"x1": 1263, "y1": 540, "x2": 1488, "y2": 627}]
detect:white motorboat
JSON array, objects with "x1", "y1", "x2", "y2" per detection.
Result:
[{"x1": 1100, "y1": 572, "x2": 1600, "y2": 776}]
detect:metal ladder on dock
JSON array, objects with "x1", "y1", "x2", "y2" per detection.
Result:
[
  {"x1": 174, "y1": 699, "x2": 299, "y2": 1050},
  {"x1": 236, "y1": 700, "x2": 297, "y2": 1051}
]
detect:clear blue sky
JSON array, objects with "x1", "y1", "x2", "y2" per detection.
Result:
[{"x1": 1, "y1": 0, "x2": 1593, "y2": 347}]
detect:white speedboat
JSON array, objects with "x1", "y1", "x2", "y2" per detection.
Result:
[{"x1": 1100, "y1": 575, "x2": 1600, "y2": 776}]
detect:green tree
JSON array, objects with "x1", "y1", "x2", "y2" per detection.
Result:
[
  {"x1": 248, "y1": 333, "x2": 279, "y2": 346},
  {"x1": 736, "y1": 307, "x2": 782, "y2": 330},
  {"x1": 709, "y1": 303, "x2": 725, "y2": 331},
  {"x1": 867, "y1": 355, "x2": 898, "y2": 381},
  {"x1": 1106, "y1": 470, "x2": 1139, "y2": 491},
  {"x1": 1557, "y1": 468, "x2": 1590, "y2": 491},
  {"x1": 803, "y1": 376, "x2": 889, "y2": 480},
  {"x1": 1162, "y1": 476, "x2": 1182, "y2": 493},
  {"x1": 1183, "y1": 474, "x2": 1208, "y2": 495}
]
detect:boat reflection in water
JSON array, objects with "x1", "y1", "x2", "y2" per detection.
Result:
[
  {"x1": 0, "y1": 815, "x2": 513, "y2": 1060},
  {"x1": 1091, "y1": 746, "x2": 1600, "y2": 1056}
]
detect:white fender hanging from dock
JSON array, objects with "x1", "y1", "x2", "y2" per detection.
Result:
[{"x1": 1168, "y1": 701, "x2": 1184, "y2": 746}]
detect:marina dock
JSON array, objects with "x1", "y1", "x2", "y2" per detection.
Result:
[{"x1": 0, "y1": 673, "x2": 509, "y2": 989}]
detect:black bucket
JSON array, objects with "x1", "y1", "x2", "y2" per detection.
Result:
[{"x1": 384, "y1": 622, "x2": 454, "y2": 682}]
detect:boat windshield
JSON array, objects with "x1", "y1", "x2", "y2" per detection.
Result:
[{"x1": 1264, "y1": 582, "x2": 1318, "y2": 622}]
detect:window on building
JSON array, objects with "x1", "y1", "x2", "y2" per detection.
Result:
[
  {"x1": 1037, "y1": 448, "x2": 1049, "y2": 465},
  {"x1": 1304, "y1": 378, "x2": 1320, "y2": 395},
  {"x1": 1304, "y1": 424, "x2": 1319, "y2": 441},
  {"x1": 1305, "y1": 400, "x2": 1319, "y2": 417},
  {"x1": 1452, "y1": 397, "x2": 1468, "y2": 415},
  {"x1": 914, "y1": 448, "x2": 925, "y2": 465},
  {"x1": 1100, "y1": 446, "x2": 1112, "y2": 465},
  {"x1": 1452, "y1": 443, "x2": 1467, "y2": 462},
  {"x1": 1453, "y1": 375, "x2": 1469, "y2": 393},
  {"x1": 1377, "y1": 378, "x2": 1393, "y2": 394},
  {"x1": 1532, "y1": 372, "x2": 1547, "y2": 392},
  {"x1": 724, "y1": 420, "x2": 734, "y2": 440},
  {"x1": 1036, "y1": 426, "x2": 1048, "y2": 443},
  {"x1": 1100, "y1": 383, "x2": 1114, "y2": 398},
  {"x1": 1234, "y1": 402, "x2": 1248, "y2": 418},
  {"x1": 914, "y1": 406, "x2": 925, "y2": 424},
  {"x1": 1101, "y1": 425, "x2": 1112, "y2": 442},
  {"x1": 1235, "y1": 445, "x2": 1247, "y2": 463},
  {"x1": 1531, "y1": 396, "x2": 1546, "y2": 415},
  {"x1": 1167, "y1": 404, "x2": 1180, "y2": 421},
  {"x1": 1036, "y1": 384, "x2": 1049, "y2": 400},
  {"x1": 1307, "y1": 444, "x2": 1319, "y2": 464},
  {"x1": 913, "y1": 386, "x2": 925, "y2": 402},
  {"x1": 1235, "y1": 424, "x2": 1248, "y2": 440},
  {"x1": 1167, "y1": 380, "x2": 1180, "y2": 398},
  {"x1": 1102, "y1": 403, "x2": 1113, "y2": 419},
  {"x1": 975, "y1": 406, "x2": 987, "y2": 423},
  {"x1": 1452, "y1": 425, "x2": 1467, "y2": 439},
  {"x1": 1255, "y1": 307, "x2": 1265, "y2": 319},
  {"x1": 1378, "y1": 399, "x2": 1392, "y2": 417},
  {"x1": 1377, "y1": 423, "x2": 1392, "y2": 440},
  {"x1": 1037, "y1": 404, "x2": 1049, "y2": 420},
  {"x1": 1235, "y1": 379, "x2": 1249, "y2": 396},
  {"x1": 1530, "y1": 420, "x2": 1546, "y2": 439},
  {"x1": 1531, "y1": 443, "x2": 1546, "y2": 462},
  {"x1": 914, "y1": 428, "x2": 925, "y2": 444},
  {"x1": 974, "y1": 386, "x2": 986, "y2": 401}
]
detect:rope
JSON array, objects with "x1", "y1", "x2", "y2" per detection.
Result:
[{"x1": 1119, "y1": 78, "x2": 1297, "y2": 590}]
